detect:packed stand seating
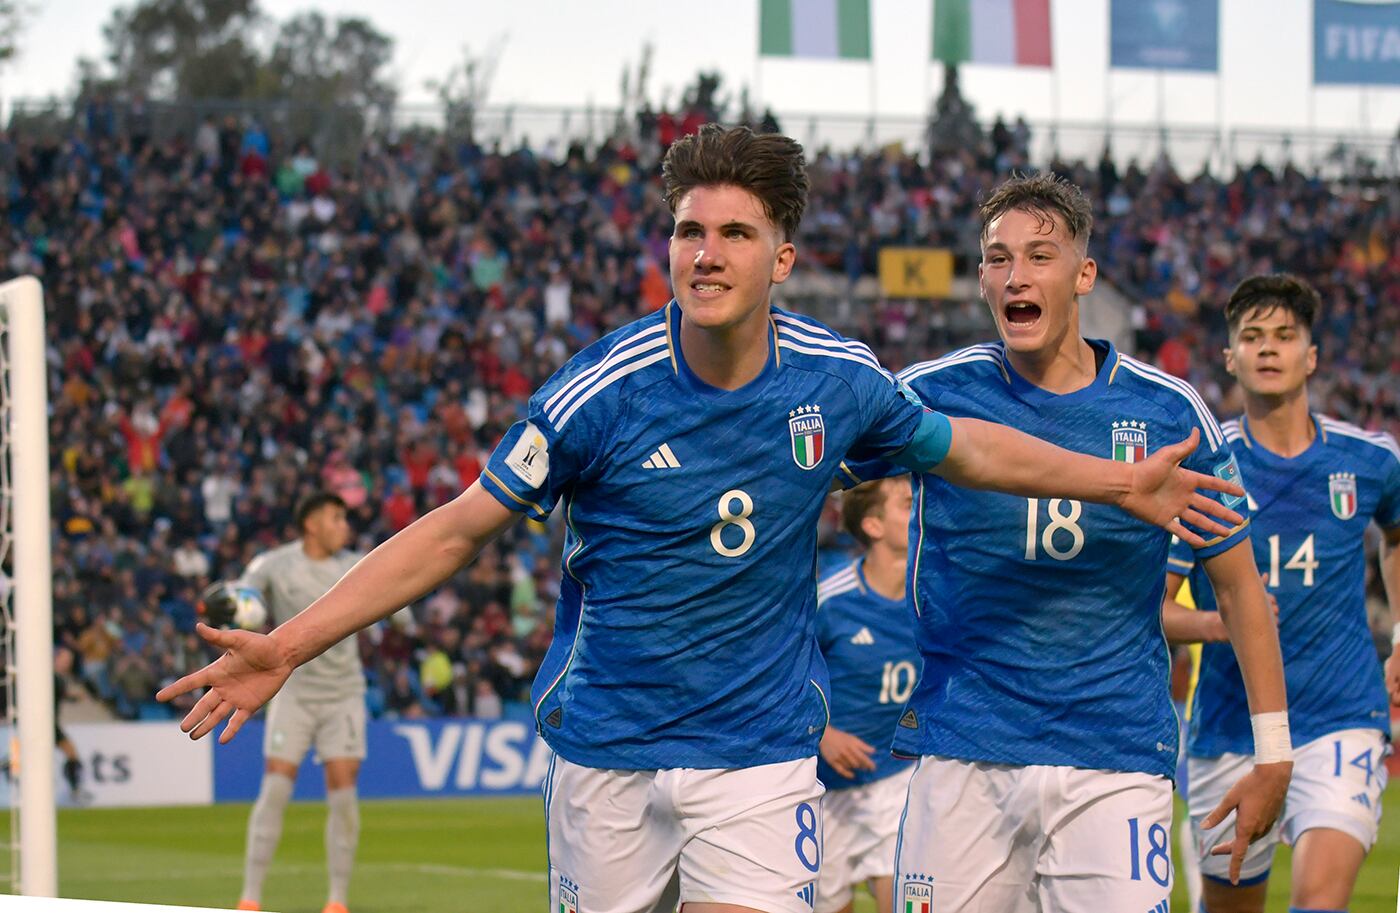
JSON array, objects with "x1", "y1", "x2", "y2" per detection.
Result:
[{"x1": 5, "y1": 100, "x2": 1395, "y2": 721}]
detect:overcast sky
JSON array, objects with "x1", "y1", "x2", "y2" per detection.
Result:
[{"x1": 4, "y1": 0, "x2": 1397, "y2": 138}]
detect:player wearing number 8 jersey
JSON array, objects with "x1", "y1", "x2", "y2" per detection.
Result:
[
  {"x1": 855, "y1": 174, "x2": 1292, "y2": 912},
  {"x1": 157, "y1": 130, "x2": 1248, "y2": 913},
  {"x1": 1162, "y1": 275, "x2": 1400, "y2": 913}
]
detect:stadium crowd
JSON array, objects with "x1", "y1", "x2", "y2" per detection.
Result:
[{"x1": 5, "y1": 95, "x2": 1396, "y2": 723}]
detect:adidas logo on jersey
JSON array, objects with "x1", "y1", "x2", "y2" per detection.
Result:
[
  {"x1": 1147, "y1": 900, "x2": 1169, "y2": 913},
  {"x1": 642, "y1": 443, "x2": 681, "y2": 469},
  {"x1": 1352, "y1": 792, "x2": 1372, "y2": 809},
  {"x1": 849, "y1": 627, "x2": 875, "y2": 645},
  {"x1": 794, "y1": 883, "x2": 814, "y2": 908}
]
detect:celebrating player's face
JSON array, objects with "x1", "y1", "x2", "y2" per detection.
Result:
[
  {"x1": 979, "y1": 208, "x2": 1096, "y2": 358},
  {"x1": 669, "y1": 184, "x2": 796, "y2": 333},
  {"x1": 1225, "y1": 306, "x2": 1316, "y2": 398}
]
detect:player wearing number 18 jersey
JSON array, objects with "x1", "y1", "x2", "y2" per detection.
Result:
[
  {"x1": 869, "y1": 175, "x2": 1291, "y2": 912},
  {"x1": 157, "y1": 130, "x2": 1250, "y2": 913},
  {"x1": 1164, "y1": 275, "x2": 1400, "y2": 913}
]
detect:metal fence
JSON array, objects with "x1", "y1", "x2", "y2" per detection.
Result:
[{"x1": 7, "y1": 96, "x2": 1397, "y2": 178}]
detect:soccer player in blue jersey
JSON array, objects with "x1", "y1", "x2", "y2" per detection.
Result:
[
  {"x1": 815, "y1": 478, "x2": 918, "y2": 913},
  {"x1": 866, "y1": 174, "x2": 1292, "y2": 913},
  {"x1": 158, "y1": 129, "x2": 1247, "y2": 913},
  {"x1": 1161, "y1": 274, "x2": 1400, "y2": 913}
]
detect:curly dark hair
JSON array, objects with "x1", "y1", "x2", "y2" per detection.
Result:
[{"x1": 661, "y1": 124, "x2": 809, "y2": 241}]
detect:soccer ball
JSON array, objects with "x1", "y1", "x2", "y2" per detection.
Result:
[{"x1": 197, "y1": 582, "x2": 269, "y2": 630}]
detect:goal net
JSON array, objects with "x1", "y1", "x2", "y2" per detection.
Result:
[{"x1": 0, "y1": 276, "x2": 56, "y2": 896}]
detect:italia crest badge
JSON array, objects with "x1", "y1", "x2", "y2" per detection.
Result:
[
  {"x1": 1329, "y1": 472, "x2": 1357, "y2": 520},
  {"x1": 1111, "y1": 420, "x2": 1147, "y2": 463},
  {"x1": 789, "y1": 404, "x2": 825, "y2": 470},
  {"x1": 559, "y1": 882, "x2": 579, "y2": 913},
  {"x1": 901, "y1": 877, "x2": 933, "y2": 913}
]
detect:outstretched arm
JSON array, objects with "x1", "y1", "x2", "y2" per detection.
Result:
[
  {"x1": 157, "y1": 481, "x2": 521, "y2": 741},
  {"x1": 889, "y1": 414, "x2": 1245, "y2": 546},
  {"x1": 1195, "y1": 541, "x2": 1292, "y2": 885}
]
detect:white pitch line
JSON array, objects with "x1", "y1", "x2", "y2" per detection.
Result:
[{"x1": 61, "y1": 862, "x2": 546, "y2": 885}]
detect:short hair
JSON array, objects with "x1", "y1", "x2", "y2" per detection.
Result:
[
  {"x1": 1224, "y1": 274, "x2": 1319, "y2": 335},
  {"x1": 661, "y1": 124, "x2": 809, "y2": 241},
  {"x1": 841, "y1": 479, "x2": 894, "y2": 549},
  {"x1": 295, "y1": 490, "x2": 347, "y2": 531},
  {"x1": 979, "y1": 173, "x2": 1093, "y2": 251}
]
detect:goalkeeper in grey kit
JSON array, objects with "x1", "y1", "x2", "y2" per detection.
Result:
[{"x1": 222, "y1": 491, "x2": 365, "y2": 913}]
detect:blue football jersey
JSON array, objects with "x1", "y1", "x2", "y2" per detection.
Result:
[
  {"x1": 815, "y1": 558, "x2": 919, "y2": 790},
  {"x1": 1171, "y1": 415, "x2": 1400, "y2": 758},
  {"x1": 874, "y1": 340, "x2": 1250, "y2": 779},
  {"x1": 480, "y1": 301, "x2": 926, "y2": 770}
]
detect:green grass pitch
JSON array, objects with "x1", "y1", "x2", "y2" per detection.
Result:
[{"x1": 5, "y1": 788, "x2": 1397, "y2": 911}]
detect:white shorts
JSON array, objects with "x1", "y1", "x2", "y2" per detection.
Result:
[
  {"x1": 894, "y1": 756, "x2": 1174, "y2": 913},
  {"x1": 816, "y1": 767, "x2": 913, "y2": 913},
  {"x1": 544, "y1": 754, "x2": 825, "y2": 913},
  {"x1": 1188, "y1": 728, "x2": 1389, "y2": 885},
  {"x1": 262, "y1": 691, "x2": 367, "y2": 765}
]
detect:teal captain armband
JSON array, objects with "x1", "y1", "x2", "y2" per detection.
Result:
[{"x1": 889, "y1": 410, "x2": 953, "y2": 471}]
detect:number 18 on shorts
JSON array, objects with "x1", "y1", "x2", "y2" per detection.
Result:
[{"x1": 895, "y1": 758, "x2": 1174, "y2": 912}]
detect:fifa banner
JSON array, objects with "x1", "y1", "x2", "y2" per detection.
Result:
[
  {"x1": 214, "y1": 717, "x2": 549, "y2": 801},
  {"x1": 0, "y1": 722, "x2": 213, "y2": 808},
  {"x1": 878, "y1": 248, "x2": 954, "y2": 298},
  {"x1": 1109, "y1": 0, "x2": 1218, "y2": 71},
  {"x1": 1315, "y1": 0, "x2": 1400, "y2": 85}
]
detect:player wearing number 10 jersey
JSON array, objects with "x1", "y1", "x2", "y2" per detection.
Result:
[
  {"x1": 157, "y1": 129, "x2": 1249, "y2": 913},
  {"x1": 866, "y1": 175, "x2": 1292, "y2": 912},
  {"x1": 814, "y1": 478, "x2": 919, "y2": 913},
  {"x1": 1164, "y1": 275, "x2": 1400, "y2": 913}
]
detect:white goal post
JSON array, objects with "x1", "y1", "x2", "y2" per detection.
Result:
[{"x1": 1, "y1": 276, "x2": 57, "y2": 897}]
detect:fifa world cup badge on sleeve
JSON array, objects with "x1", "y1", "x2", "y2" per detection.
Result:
[
  {"x1": 1329, "y1": 471, "x2": 1357, "y2": 520},
  {"x1": 901, "y1": 875, "x2": 933, "y2": 913},
  {"x1": 1214, "y1": 455, "x2": 1246, "y2": 509},
  {"x1": 789, "y1": 404, "x2": 825, "y2": 470},
  {"x1": 505, "y1": 421, "x2": 550, "y2": 487},
  {"x1": 1110, "y1": 419, "x2": 1148, "y2": 463}
]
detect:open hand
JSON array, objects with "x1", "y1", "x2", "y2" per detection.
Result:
[
  {"x1": 155, "y1": 622, "x2": 294, "y2": 743},
  {"x1": 1121, "y1": 428, "x2": 1246, "y2": 547}
]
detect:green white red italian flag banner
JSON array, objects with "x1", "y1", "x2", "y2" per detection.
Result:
[
  {"x1": 759, "y1": 0, "x2": 872, "y2": 60},
  {"x1": 933, "y1": 0, "x2": 1053, "y2": 67}
]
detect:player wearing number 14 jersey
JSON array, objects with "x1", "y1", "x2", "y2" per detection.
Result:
[
  {"x1": 1163, "y1": 275, "x2": 1400, "y2": 913},
  {"x1": 868, "y1": 175, "x2": 1292, "y2": 912},
  {"x1": 157, "y1": 130, "x2": 1250, "y2": 913}
]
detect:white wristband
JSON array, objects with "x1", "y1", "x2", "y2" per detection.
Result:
[
  {"x1": 1250, "y1": 711, "x2": 1293, "y2": 764},
  {"x1": 1391, "y1": 622, "x2": 1400, "y2": 647}
]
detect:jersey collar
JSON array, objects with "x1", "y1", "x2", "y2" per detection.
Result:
[
  {"x1": 666, "y1": 299, "x2": 779, "y2": 398},
  {"x1": 997, "y1": 338, "x2": 1117, "y2": 405},
  {"x1": 1236, "y1": 413, "x2": 1327, "y2": 464}
]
